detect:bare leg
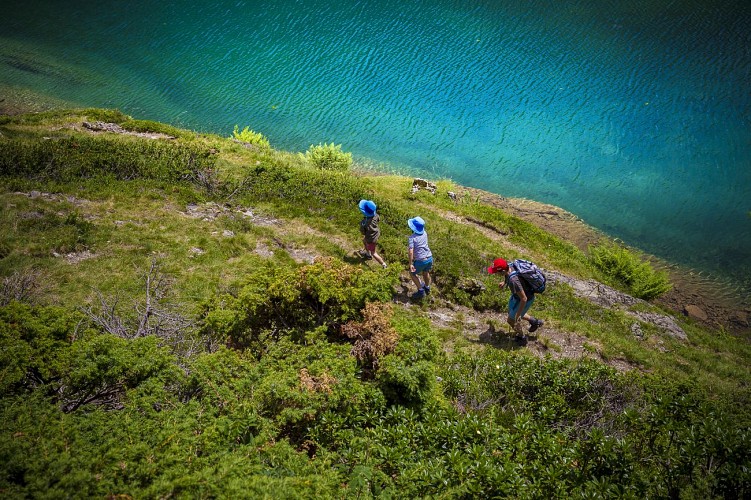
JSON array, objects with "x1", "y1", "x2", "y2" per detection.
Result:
[
  {"x1": 422, "y1": 271, "x2": 431, "y2": 287},
  {"x1": 361, "y1": 238, "x2": 372, "y2": 257},
  {"x1": 411, "y1": 274, "x2": 423, "y2": 290},
  {"x1": 371, "y1": 251, "x2": 386, "y2": 266}
]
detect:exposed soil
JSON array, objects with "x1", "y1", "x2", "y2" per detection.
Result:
[{"x1": 405, "y1": 296, "x2": 641, "y2": 372}]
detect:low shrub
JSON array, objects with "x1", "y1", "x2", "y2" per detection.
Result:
[
  {"x1": 0, "y1": 108, "x2": 129, "y2": 127},
  {"x1": 341, "y1": 302, "x2": 399, "y2": 374},
  {"x1": 231, "y1": 125, "x2": 271, "y2": 149},
  {"x1": 589, "y1": 241, "x2": 672, "y2": 300},
  {"x1": 376, "y1": 311, "x2": 440, "y2": 407},
  {"x1": 302, "y1": 142, "x2": 352, "y2": 171},
  {"x1": 201, "y1": 257, "x2": 398, "y2": 354}
]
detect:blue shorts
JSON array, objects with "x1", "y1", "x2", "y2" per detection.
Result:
[
  {"x1": 411, "y1": 256, "x2": 433, "y2": 274},
  {"x1": 508, "y1": 293, "x2": 535, "y2": 320}
]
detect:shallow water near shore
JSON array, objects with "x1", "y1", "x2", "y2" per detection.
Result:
[{"x1": 1, "y1": 0, "x2": 750, "y2": 302}]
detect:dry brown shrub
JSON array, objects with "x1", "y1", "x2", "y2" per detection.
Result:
[
  {"x1": 341, "y1": 302, "x2": 398, "y2": 372},
  {"x1": 299, "y1": 368, "x2": 336, "y2": 394}
]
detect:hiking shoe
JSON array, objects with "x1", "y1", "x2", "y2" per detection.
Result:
[
  {"x1": 528, "y1": 318, "x2": 544, "y2": 333},
  {"x1": 515, "y1": 334, "x2": 528, "y2": 346},
  {"x1": 358, "y1": 250, "x2": 373, "y2": 260},
  {"x1": 422, "y1": 285, "x2": 431, "y2": 295},
  {"x1": 411, "y1": 289, "x2": 426, "y2": 300}
]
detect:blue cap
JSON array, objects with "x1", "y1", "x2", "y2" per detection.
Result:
[
  {"x1": 358, "y1": 199, "x2": 376, "y2": 216},
  {"x1": 408, "y1": 216, "x2": 425, "y2": 234}
]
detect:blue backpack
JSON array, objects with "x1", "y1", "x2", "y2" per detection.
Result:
[{"x1": 512, "y1": 259, "x2": 547, "y2": 293}]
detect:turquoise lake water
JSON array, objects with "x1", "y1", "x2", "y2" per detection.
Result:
[{"x1": 1, "y1": 0, "x2": 750, "y2": 299}]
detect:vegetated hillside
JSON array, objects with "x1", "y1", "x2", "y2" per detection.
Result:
[{"x1": 0, "y1": 109, "x2": 748, "y2": 498}]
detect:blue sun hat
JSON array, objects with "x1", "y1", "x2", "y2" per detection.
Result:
[
  {"x1": 407, "y1": 216, "x2": 425, "y2": 235},
  {"x1": 358, "y1": 199, "x2": 376, "y2": 216}
]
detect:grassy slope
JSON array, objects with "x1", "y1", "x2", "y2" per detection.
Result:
[{"x1": 0, "y1": 108, "x2": 749, "y2": 394}]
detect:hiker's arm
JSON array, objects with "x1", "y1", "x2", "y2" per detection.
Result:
[{"x1": 409, "y1": 247, "x2": 415, "y2": 272}]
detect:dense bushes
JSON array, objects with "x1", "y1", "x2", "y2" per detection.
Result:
[
  {"x1": 441, "y1": 350, "x2": 634, "y2": 432},
  {"x1": 1, "y1": 300, "x2": 749, "y2": 497},
  {"x1": 0, "y1": 302, "x2": 177, "y2": 411},
  {"x1": 334, "y1": 351, "x2": 750, "y2": 498},
  {"x1": 201, "y1": 257, "x2": 398, "y2": 354}
]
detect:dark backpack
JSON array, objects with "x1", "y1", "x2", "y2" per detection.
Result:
[{"x1": 511, "y1": 259, "x2": 547, "y2": 293}]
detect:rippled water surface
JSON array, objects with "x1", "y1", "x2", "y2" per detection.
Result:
[{"x1": 2, "y1": 0, "x2": 750, "y2": 296}]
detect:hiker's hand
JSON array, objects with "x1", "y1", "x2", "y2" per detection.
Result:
[
  {"x1": 410, "y1": 264, "x2": 416, "y2": 273},
  {"x1": 498, "y1": 281, "x2": 506, "y2": 289}
]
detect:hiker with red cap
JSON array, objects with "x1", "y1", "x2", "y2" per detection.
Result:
[{"x1": 488, "y1": 257, "x2": 545, "y2": 344}]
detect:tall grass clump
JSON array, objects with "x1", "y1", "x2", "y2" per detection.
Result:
[
  {"x1": 589, "y1": 241, "x2": 672, "y2": 300},
  {"x1": 231, "y1": 125, "x2": 270, "y2": 149},
  {"x1": 302, "y1": 142, "x2": 352, "y2": 171}
]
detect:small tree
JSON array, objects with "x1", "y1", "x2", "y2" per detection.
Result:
[{"x1": 302, "y1": 142, "x2": 352, "y2": 171}]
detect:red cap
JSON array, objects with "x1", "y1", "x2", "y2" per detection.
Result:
[{"x1": 487, "y1": 258, "x2": 508, "y2": 274}]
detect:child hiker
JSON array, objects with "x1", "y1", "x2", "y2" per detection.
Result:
[
  {"x1": 358, "y1": 199, "x2": 387, "y2": 268},
  {"x1": 407, "y1": 216, "x2": 433, "y2": 299}
]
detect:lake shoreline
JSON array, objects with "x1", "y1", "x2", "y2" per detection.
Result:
[{"x1": 459, "y1": 186, "x2": 750, "y2": 336}]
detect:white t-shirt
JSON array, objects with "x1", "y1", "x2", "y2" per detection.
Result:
[{"x1": 408, "y1": 232, "x2": 432, "y2": 261}]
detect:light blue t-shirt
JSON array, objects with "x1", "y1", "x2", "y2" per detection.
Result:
[{"x1": 408, "y1": 232, "x2": 432, "y2": 261}]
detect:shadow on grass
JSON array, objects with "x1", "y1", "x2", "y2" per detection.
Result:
[{"x1": 476, "y1": 327, "x2": 538, "y2": 350}]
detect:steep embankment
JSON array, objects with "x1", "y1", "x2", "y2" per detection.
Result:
[{"x1": 1, "y1": 109, "x2": 749, "y2": 498}]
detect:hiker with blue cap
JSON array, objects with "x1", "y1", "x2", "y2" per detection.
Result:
[
  {"x1": 358, "y1": 199, "x2": 387, "y2": 268},
  {"x1": 407, "y1": 216, "x2": 433, "y2": 299}
]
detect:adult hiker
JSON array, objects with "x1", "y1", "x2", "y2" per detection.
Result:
[
  {"x1": 487, "y1": 258, "x2": 545, "y2": 344},
  {"x1": 358, "y1": 199, "x2": 387, "y2": 268},
  {"x1": 407, "y1": 216, "x2": 433, "y2": 299}
]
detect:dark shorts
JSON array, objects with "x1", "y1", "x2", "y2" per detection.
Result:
[{"x1": 411, "y1": 256, "x2": 433, "y2": 274}]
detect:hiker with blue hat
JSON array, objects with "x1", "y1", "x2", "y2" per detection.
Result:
[
  {"x1": 358, "y1": 199, "x2": 387, "y2": 268},
  {"x1": 407, "y1": 216, "x2": 433, "y2": 299}
]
